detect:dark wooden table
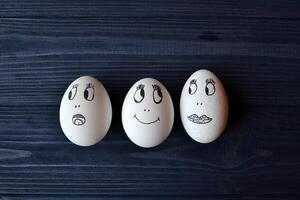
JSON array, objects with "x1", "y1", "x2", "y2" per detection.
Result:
[{"x1": 1, "y1": 0, "x2": 300, "y2": 199}]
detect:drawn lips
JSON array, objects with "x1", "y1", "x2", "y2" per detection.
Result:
[
  {"x1": 133, "y1": 114, "x2": 160, "y2": 125},
  {"x1": 187, "y1": 114, "x2": 212, "y2": 124},
  {"x1": 72, "y1": 114, "x2": 86, "y2": 126}
]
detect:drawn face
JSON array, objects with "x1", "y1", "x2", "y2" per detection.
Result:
[
  {"x1": 186, "y1": 78, "x2": 216, "y2": 124},
  {"x1": 60, "y1": 76, "x2": 112, "y2": 146},
  {"x1": 132, "y1": 83, "x2": 163, "y2": 125},
  {"x1": 180, "y1": 70, "x2": 228, "y2": 143},
  {"x1": 122, "y1": 78, "x2": 174, "y2": 148},
  {"x1": 68, "y1": 82, "x2": 95, "y2": 126}
]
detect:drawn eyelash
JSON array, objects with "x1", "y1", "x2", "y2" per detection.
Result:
[
  {"x1": 152, "y1": 84, "x2": 160, "y2": 90},
  {"x1": 206, "y1": 78, "x2": 215, "y2": 85},
  {"x1": 190, "y1": 79, "x2": 197, "y2": 85},
  {"x1": 72, "y1": 84, "x2": 79, "y2": 88},
  {"x1": 136, "y1": 84, "x2": 145, "y2": 90},
  {"x1": 86, "y1": 83, "x2": 94, "y2": 89}
]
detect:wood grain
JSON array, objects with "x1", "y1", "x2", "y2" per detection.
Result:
[{"x1": 0, "y1": 0, "x2": 300, "y2": 198}]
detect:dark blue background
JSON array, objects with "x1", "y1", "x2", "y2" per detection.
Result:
[{"x1": 0, "y1": 0, "x2": 300, "y2": 199}]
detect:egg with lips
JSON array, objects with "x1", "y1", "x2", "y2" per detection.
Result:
[
  {"x1": 59, "y1": 76, "x2": 112, "y2": 146},
  {"x1": 180, "y1": 69, "x2": 228, "y2": 143},
  {"x1": 122, "y1": 78, "x2": 174, "y2": 148}
]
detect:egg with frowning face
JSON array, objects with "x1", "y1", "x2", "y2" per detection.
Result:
[
  {"x1": 60, "y1": 76, "x2": 112, "y2": 146},
  {"x1": 122, "y1": 78, "x2": 174, "y2": 148},
  {"x1": 180, "y1": 69, "x2": 228, "y2": 143}
]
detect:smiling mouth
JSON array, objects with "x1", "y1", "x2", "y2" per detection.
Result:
[
  {"x1": 133, "y1": 114, "x2": 160, "y2": 125},
  {"x1": 187, "y1": 114, "x2": 212, "y2": 124},
  {"x1": 72, "y1": 114, "x2": 86, "y2": 126}
]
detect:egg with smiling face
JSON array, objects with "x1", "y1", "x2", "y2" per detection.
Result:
[
  {"x1": 60, "y1": 76, "x2": 112, "y2": 146},
  {"x1": 122, "y1": 78, "x2": 174, "y2": 148},
  {"x1": 180, "y1": 69, "x2": 228, "y2": 143}
]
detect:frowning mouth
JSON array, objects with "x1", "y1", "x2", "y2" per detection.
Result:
[
  {"x1": 72, "y1": 114, "x2": 86, "y2": 126},
  {"x1": 187, "y1": 114, "x2": 212, "y2": 124},
  {"x1": 133, "y1": 114, "x2": 160, "y2": 125}
]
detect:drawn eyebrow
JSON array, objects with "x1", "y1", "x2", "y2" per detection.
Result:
[
  {"x1": 136, "y1": 84, "x2": 145, "y2": 90},
  {"x1": 206, "y1": 78, "x2": 215, "y2": 85},
  {"x1": 152, "y1": 84, "x2": 161, "y2": 90},
  {"x1": 190, "y1": 79, "x2": 197, "y2": 84}
]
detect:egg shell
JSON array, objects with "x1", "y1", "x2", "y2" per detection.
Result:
[
  {"x1": 180, "y1": 69, "x2": 228, "y2": 143},
  {"x1": 122, "y1": 78, "x2": 174, "y2": 148},
  {"x1": 60, "y1": 76, "x2": 112, "y2": 146}
]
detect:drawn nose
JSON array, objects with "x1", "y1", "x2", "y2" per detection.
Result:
[
  {"x1": 196, "y1": 102, "x2": 203, "y2": 106},
  {"x1": 75, "y1": 104, "x2": 81, "y2": 108},
  {"x1": 144, "y1": 108, "x2": 150, "y2": 112}
]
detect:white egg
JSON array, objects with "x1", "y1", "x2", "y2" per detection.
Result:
[
  {"x1": 122, "y1": 78, "x2": 174, "y2": 148},
  {"x1": 180, "y1": 69, "x2": 228, "y2": 143},
  {"x1": 59, "y1": 76, "x2": 112, "y2": 146}
]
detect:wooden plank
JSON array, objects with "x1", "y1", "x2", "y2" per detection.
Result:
[
  {"x1": 0, "y1": 107, "x2": 299, "y2": 196},
  {"x1": 0, "y1": 0, "x2": 300, "y2": 19},
  {"x1": 0, "y1": 17, "x2": 300, "y2": 106}
]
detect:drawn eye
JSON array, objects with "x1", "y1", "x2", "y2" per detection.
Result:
[
  {"x1": 84, "y1": 83, "x2": 94, "y2": 101},
  {"x1": 68, "y1": 84, "x2": 78, "y2": 100},
  {"x1": 188, "y1": 79, "x2": 197, "y2": 95},
  {"x1": 134, "y1": 84, "x2": 145, "y2": 103},
  {"x1": 153, "y1": 84, "x2": 163, "y2": 104},
  {"x1": 205, "y1": 78, "x2": 216, "y2": 96}
]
